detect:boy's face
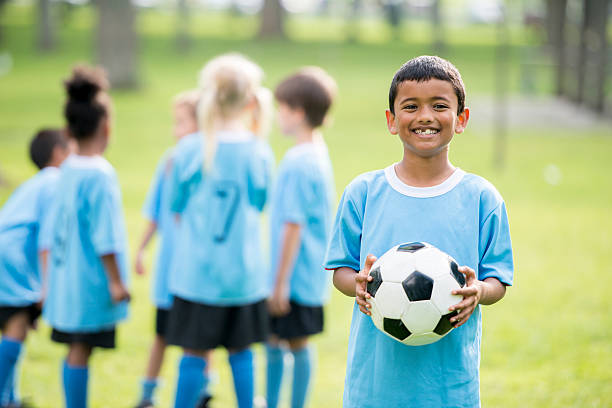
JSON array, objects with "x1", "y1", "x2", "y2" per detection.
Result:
[
  {"x1": 173, "y1": 104, "x2": 198, "y2": 140},
  {"x1": 386, "y1": 79, "x2": 469, "y2": 160},
  {"x1": 276, "y1": 102, "x2": 305, "y2": 137}
]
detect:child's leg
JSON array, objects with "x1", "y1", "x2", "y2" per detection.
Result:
[
  {"x1": 228, "y1": 347, "x2": 254, "y2": 408},
  {"x1": 173, "y1": 349, "x2": 207, "y2": 408},
  {"x1": 139, "y1": 334, "x2": 167, "y2": 405},
  {"x1": 0, "y1": 312, "x2": 29, "y2": 403},
  {"x1": 265, "y1": 336, "x2": 286, "y2": 408},
  {"x1": 288, "y1": 337, "x2": 313, "y2": 408},
  {"x1": 197, "y1": 350, "x2": 213, "y2": 403},
  {"x1": 63, "y1": 342, "x2": 92, "y2": 408}
]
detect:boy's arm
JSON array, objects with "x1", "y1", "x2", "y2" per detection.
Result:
[
  {"x1": 333, "y1": 255, "x2": 377, "y2": 315},
  {"x1": 134, "y1": 221, "x2": 157, "y2": 276},
  {"x1": 268, "y1": 222, "x2": 302, "y2": 316},
  {"x1": 101, "y1": 253, "x2": 131, "y2": 303},
  {"x1": 37, "y1": 249, "x2": 49, "y2": 309},
  {"x1": 449, "y1": 266, "x2": 507, "y2": 328}
]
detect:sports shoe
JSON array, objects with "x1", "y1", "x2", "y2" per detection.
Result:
[{"x1": 134, "y1": 400, "x2": 154, "y2": 408}]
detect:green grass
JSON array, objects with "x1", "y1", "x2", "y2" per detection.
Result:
[{"x1": 1, "y1": 3, "x2": 611, "y2": 408}]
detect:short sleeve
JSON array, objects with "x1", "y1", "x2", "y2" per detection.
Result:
[
  {"x1": 478, "y1": 202, "x2": 514, "y2": 285},
  {"x1": 323, "y1": 185, "x2": 363, "y2": 272},
  {"x1": 89, "y1": 174, "x2": 125, "y2": 256},
  {"x1": 168, "y1": 147, "x2": 201, "y2": 214},
  {"x1": 279, "y1": 165, "x2": 314, "y2": 225},
  {"x1": 247, "y1": 142, "x2": 274, "y2": 212},
  {"x1": 142, "y1": 157, "x2": 167, "y2": 222},
  {"x1": 37, "y1": 182, "x2": 57, "y2": 251}
]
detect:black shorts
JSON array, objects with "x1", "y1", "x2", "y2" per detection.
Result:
[
  {"x1": 155, "y1": 307, "x2": 170, "y2": 338},
  {"x1": 51, "y1": 327, "x2": 116, "y2": 349},
  {"x1": 166, "y1": 296, "x2": 268, "y2": 351},
  {"x1": 269, "y1": 301, "x2": 324, "y2": 340},
  {"x1": 0, "y1": 304, "x2": 41, "y2": 330}
]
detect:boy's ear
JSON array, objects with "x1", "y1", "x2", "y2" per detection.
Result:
[
  {"x1": 455, "y1": 107, "x2": 470, "y2": 134},
  {"x1": 385, "y1": 110, "x2": 398, "y2": 134}
]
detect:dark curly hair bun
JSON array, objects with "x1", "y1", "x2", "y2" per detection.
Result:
[{"x1": 63, "y1": 65, "x2": 110, "y2": 140}]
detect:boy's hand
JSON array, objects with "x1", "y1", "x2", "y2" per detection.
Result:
[
  {"x1": 109, "y1": 281, "x2": 131, "y2": 304},
  {"x1": 134, "y1": 250, "x2": 146, "y2": 276},
  {"x1": 355, "y1": 255, "x2": 377, "y2": 316},
  {"x1": 268, "y1": 283, "x2": 291, "y2": 317},
  {"x1": 449, "y1": 266, "x2": 482, "y2": 328}
]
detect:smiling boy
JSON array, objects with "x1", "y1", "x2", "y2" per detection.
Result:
[{"x1": 324, "y1": 56, "x2": 514, "y2": 407}]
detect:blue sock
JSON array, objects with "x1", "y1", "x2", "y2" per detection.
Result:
[
  {"x1": 198, "y1": 371, "x2": 211, "y2": 400},
  {"x1": 228, "y1": 349, "x2": 254, "y2": 408},
  {"x1": 266, "y1": 344, "x2": 285, "y2": 408},
  {"x1": 0, "y1": 338, "x2": 22, "y2": 404},
  {"x1": 1, "y1": 356, "x2": 19, "y2": 405},
  {"x1": 291, "y1": 346, "x2": 313, "y2": 408},
  {"x1": 140, "y1": 378, "x2": 158, "y2": 404},
  {"x1": 174, "y1": 354, "x2": 206, "y2": 408},
  {"x1": 62, "y1": 360, "x2": 89, "y2": 408}
]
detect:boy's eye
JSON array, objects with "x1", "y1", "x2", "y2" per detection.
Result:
[
  {"x1": 434, "y1": 104, "x2": 449, "y2": 110},
  {"x1": 402, "y1": 104, "x2": 417, "y2": 110}
]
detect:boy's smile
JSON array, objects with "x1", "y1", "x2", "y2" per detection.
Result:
[{"x1": 386, "y1": 79, "x2": 469, "y2": 160}]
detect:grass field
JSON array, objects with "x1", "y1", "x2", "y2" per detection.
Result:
[{"x1": 1, "y1": 4, "x2": 611, "y2": 408}]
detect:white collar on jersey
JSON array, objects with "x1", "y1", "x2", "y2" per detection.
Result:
[
  {"x1": 215, "y1": 130, "x2": 255, "y2": 143},
  {"x1": 65, "y1": 154, "x2": 113, "y2": 172},
  {"x1": 384, "y1": 164, "x2": 466, "y2": 198}
]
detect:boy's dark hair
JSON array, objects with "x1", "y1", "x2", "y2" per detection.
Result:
[
  {"x1": 29, "y1": 128, "x2": 67, "y2": 169},
  {"x1": 64, "y1": 65, "x2": 110, "y2": 140},
  {"x1": 389, "y1": 56, "x2": 465, "y2": 115},
  {"x1": 275, "y1": 67, "x2": 337, "y2": 128}
]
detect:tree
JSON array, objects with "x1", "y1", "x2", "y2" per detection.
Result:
[
  {"x1": 545, "y1": 0, "x2": 568, "y2": 97},
  {"x1": 176, "y1": 0, "x2": 190, "y2": 52},
  {"x1": 37, "y1": 0, "x2": 56, "y2": 51},
  {"x1": 95, "y1": 0, "x2": 138, "y2": 88},
  {"x1": 0, "y1": 0, "x2": 9, "y2": 46},
  {"x1": 431, "y1": 0, "x2": 445, "y2": 54},
  {"x1": 258, "y1": 0, "x2": 285, "y2": 38}
]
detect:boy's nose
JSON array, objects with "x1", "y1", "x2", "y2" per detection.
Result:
[{"x1": 416, "y1": 107, "x2": 434, "y2": 123}]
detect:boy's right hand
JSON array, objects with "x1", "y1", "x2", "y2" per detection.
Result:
[
  {"x1": 134, "y1": 250, "x2": 146, "y2": 276},
  {"x1": 109, "y1": 281, "x2": 131, "y2": 304},
  {"x1": 355, "y1": 255, "x2": 377, "y2": 316}
]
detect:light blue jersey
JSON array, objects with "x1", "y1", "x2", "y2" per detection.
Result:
[
  {"x1": 42, "y1": 155, "x2": 129, "y2": 332},
  {"x1": 169, "y1": 131, "x2": 274, "y2": 306},
  {"x1": 324, "y1": 165, "x2": 513, "y2": 408},
  {"x1": 0, "y1": 167, "x2": 60, "y2": 307},
  {"x1": 142, "y1": 142, "x2": 183, "y2": 309},
  {"x1": 268, "y1": 142, "x2": 335, "y2": 306}
]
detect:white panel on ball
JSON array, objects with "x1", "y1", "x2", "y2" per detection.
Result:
[
  {"x1": 379, "y1": 250, "x2": 415, "y2": 283},
  {"x1": 403, "y1": 332, "x2": 442, "y2": 346},
  {"x1": 374, "y1": 282, "x2": 408, "y2": 320},
  {"x1": 413, "y1": 248, "x2": 452, "y2": 278},
  {"x1": 401, "y1": 300, "x2": 442, "y2": 333},
  {"x1": 367, "y1": 297, "x2": 384, "y2": 332},
  {"x1": 430, "y1": 273, "x2": 463, "y2": 316}
]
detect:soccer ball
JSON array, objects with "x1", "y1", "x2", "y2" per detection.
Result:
[{"x1": 366, "y1": 242, "x2": 465, "y2": 346}]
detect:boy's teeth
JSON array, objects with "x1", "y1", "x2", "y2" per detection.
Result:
[{"x1": 415, "y1": 129, "x2": 438, "y2": 134}]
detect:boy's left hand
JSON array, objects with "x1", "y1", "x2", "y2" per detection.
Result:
[
  {"x1": 449, "y1": 266, "x2": 482, "y2": 328},
  {"x1": 268, "y1": 283, "x2": 291, "y2": 317}
]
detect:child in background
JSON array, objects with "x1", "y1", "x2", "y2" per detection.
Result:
[
  {"x1": 0, "y1": 129, "x2": 70, "y2": 408},
  {"x1": 266, "y1": 67, "x2": 337, "y2": 408},
  {"x1": 43, "y1": 65, "x2": 131, "y2": 408},
  {"x1": 325, "y1": 56, "x2": 514, "y2": 407},
  {"x1": 133, "y1": 90, "x2": 213, "y2": 408},
  {"x1": 165, "y1": 53, "x2": 274, "y2": 408}
]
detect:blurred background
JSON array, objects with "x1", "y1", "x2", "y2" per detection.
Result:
[{"x1": 0, "y1": 0, "x2": 610, "y2": 407}]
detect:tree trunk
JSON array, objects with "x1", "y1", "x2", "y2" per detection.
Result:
[
  {"x1": 37, "y1": 0, "x2": 56, "y2": 51},
  {"x1": 545, "y1": 0, "x2": 567, "y2": 97},
  {"x1": 587, "y1": 0, "x2": 609, "y2": 113},
  {"x1": 0, "y1": 0, "x2": 8, "y2": 46},
  {"x1": 258, "y1": 0, "x2": 285, "y2": 38},
  {"x1": 175, "y1": 0, "x2": 190, "y2": 52},
  {"x1": 95, "y1": 0, "x2": 138, "y2": 89},
  {"x1": 431, "y1": 0, "x2": 445, "y2": 55},
  {"x1": 494, "y1": 6, "x2": 509, "y2": 170}
]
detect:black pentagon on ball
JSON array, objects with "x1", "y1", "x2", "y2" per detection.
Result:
[
  {"x1": 367, "y1": 267, "x2": 383, "y2": 297},
  {"x1": 450, "y1": 260, "x2": 466, "y2": 287},
  {"x1": 397, "y1": 242, "x2": 426, "y2": 252},
  {"x1": 434, "y1": 311, "x2": 458, "y2": 336},
  {"x1": 402, "y1": 271, "x2": 434, "y2": 301},
  {"x1": 383, "y1": 318, "x2": 411, "y2": 340}
]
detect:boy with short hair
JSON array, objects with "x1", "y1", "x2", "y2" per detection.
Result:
[
  {"x1": 266, "y1": 67, "x2": 337, "y2": 408},
  {"x1": 325, "y1": 55, "x2": 514, "y2": 407},
  {"x1": 0, "y1": 129, "x2": 70, "y2": 408}
]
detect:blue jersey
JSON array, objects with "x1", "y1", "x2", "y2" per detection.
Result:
[
  {"x1": 268, "y1": 142, "x2": 335, "y2": 306},
  {"x1": 142, "y1": 144, "x2": 183, "y2": 309},
  {"x1": 0, "y1": 167, "x2": 60, "y2": 307},
  {"x1": 324, "y1": 165, "x2": 514, "y2": 408},
  {"x1": 42, "y1": 155, "x2": 129, "y2": 332},
  {"x1": 168, "y1": 131, "x2": 274, "y2": 306}
]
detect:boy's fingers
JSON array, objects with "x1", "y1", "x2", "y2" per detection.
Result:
[{"x1": 364, "y1": 255, "x2": 377, "y2": 273}]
